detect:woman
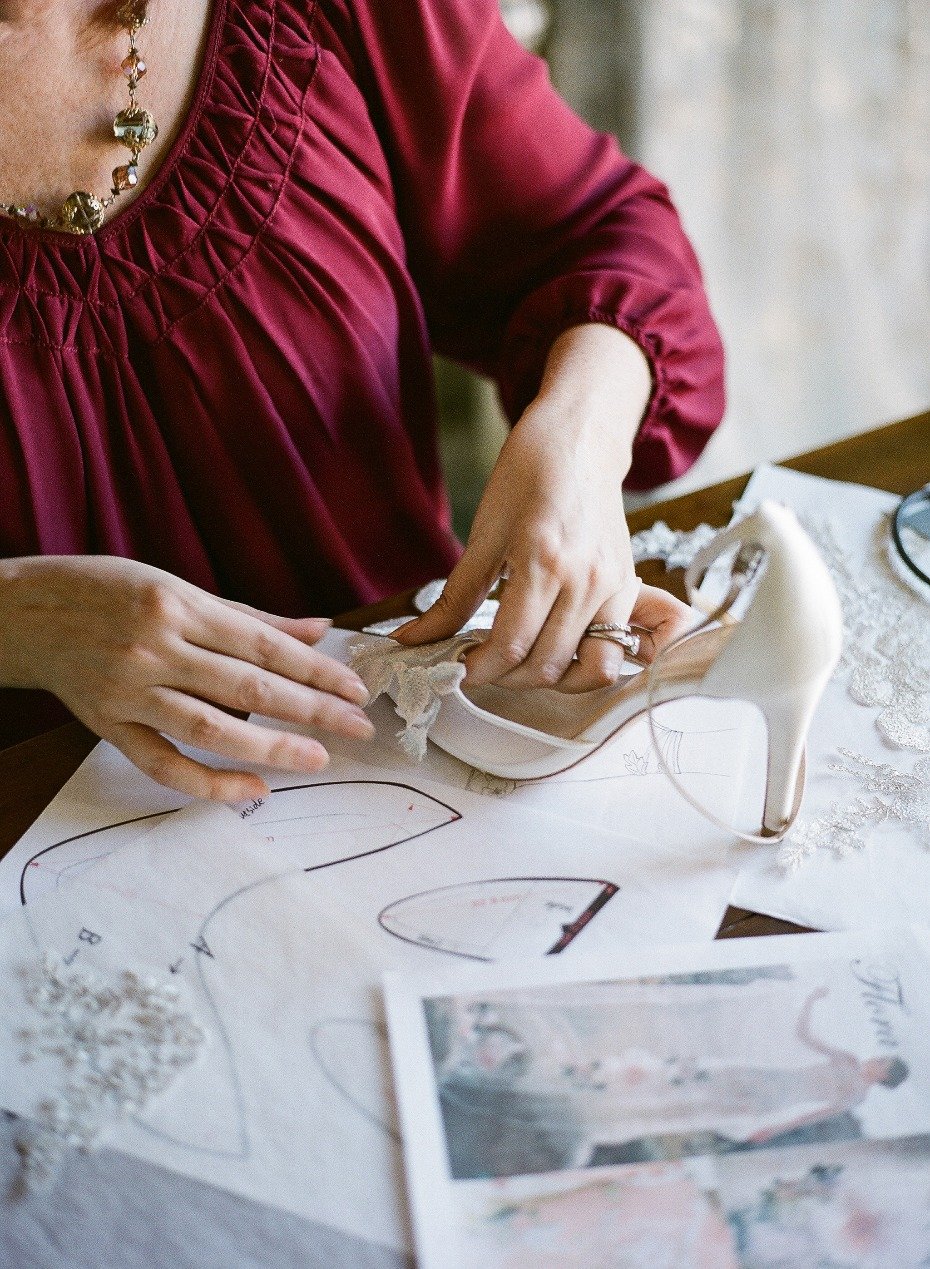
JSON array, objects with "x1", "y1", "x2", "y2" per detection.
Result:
[{"x1": 0, "y1": 0, "x2": 724, "y2": 799}]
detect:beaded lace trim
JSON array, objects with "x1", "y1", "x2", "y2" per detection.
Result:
[
  {"x1": 350, "y1": 636, "x2": 474, "y2": 761},
  {"x1": 804, "y1": 515, "x2": 930, "y2": 751},
  {"x1": 776, "y1": 749, "x2": 930, "y2": 871},
  {"x1": 776, "y1": 511, "x2": 930, "y2": 872},
  {"x1": 13, "y1": 953, "x2": 205, "y2": 1192},
  {"x1": 629, "y1": 521, "x2": 718, "y2": 570}
]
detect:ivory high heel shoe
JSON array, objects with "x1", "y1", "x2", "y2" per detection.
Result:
[{"x1": 373, "y1": 502, "x2": 842, "y2": 841}]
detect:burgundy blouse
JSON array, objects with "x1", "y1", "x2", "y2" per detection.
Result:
[{"x1": 0, "y1": 0, "x2": 724, "y2": 746}]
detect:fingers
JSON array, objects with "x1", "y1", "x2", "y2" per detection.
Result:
[
  {"x1": 466, "y1": 560, "x2": 641, "y2": 692},
  {"x1": 464, "y1": 577, "x2": 689, "y2": 694},
  {"x1": 461, "y1": 567, "x2": 561, "y2": 687},
  {"x1": 217, "y1": 598, "x2": 332, "y2": 647},
  {"x1": 170, "y1": 647, "x2": 375, "y2": 740},
  {"x1": 187, "y1": 598, "x2": 370, "y2": 706},
  {"x1": 560, "y1": 586, "x2": 692, "y2": 690},
  {"x1": 111, "y1": 721, "x2": 274, "y2": 804},
  {"x1": 558, "y1": 622, "x2": 629, "y2": 694},
  {"x1": 393, "y1": 543, "x2": 503, "y2": 647},
  {"x1": 627, "y1": 585, "x2": 693, "y2": 662},
  {"x1": 147, "y1": 688, "x2": 342, "y2": 778}
]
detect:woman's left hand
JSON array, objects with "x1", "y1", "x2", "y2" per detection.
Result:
[{"x1": 395, "y1": 324, "x2": 692, "y2": 690}]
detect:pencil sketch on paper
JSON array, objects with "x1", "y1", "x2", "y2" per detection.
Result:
[
  {"x1": 457, "y1": 719, "x2": 738, "y2": 798},
  {"x1": 378, "y1": 878, "x2": 619, "y2": 961},
  {"x1": 308, "y1": 1018, "x2": 401, "y2": 1142},
  {"x1": 18, "y1": 781, "x2": 462, "y2": 905},
  {"x1": 18, "y1": 780, "x2": 627, "y2": 1169}
]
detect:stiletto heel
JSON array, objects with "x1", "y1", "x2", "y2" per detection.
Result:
[
  {"x1": 758, "y1": 697, "x2": 811, "y2": 837},
  {"x1": 663, "y1": 499, "x2": 842, "y2": 840},
  {"x1": 357, "y1": 501, "x2": 842, "y2": 842}
]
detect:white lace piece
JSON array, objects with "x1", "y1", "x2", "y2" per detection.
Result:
[
  {"x1": 13, "y1": 953, "x2": 206, "y2": 1192},
  {"x1": 800, "y1": 514, "x2": 930, "y2": 753},
  {"x1": 629, "y1": 520, "x2": 719, "y2": 570},
  {"x1": 350, "y1": 636, "x2": 475, "y2": 761},
  {"x1": 776, "y1": 749, "x2": 930, "y2": 872}
]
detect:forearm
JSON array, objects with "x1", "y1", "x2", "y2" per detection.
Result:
[{"x1": 527, "y1": 323, "x2": 652, "y2": 479}]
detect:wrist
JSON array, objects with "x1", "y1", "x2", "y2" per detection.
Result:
[
  {"x1": 529, "y1": 324, "x2": 651, "y2": 473},
  {"x1": 0, "y1": 556, "x2": 47, "y2": 689}
]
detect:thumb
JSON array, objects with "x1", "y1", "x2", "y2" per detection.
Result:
[{"x1": 394, "y1": 544, "x2": 502, "y2": 646}]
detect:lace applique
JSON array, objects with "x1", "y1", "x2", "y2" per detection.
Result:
[
  {"x1": 350, "y1": 636, "x2": 476, "y2": 761},
  {"x1": 13, "y1": 953, "x2": 205, "y2": 1192},
  {"x1": 776, "y1": 749, "x2": 930, "y2": 872},
  {"x1": 800, "y1": 514, "x2": 930, "y2": 753},
  {"x1": 629, "y1": 521, "x2": 719, "y2": 570}
]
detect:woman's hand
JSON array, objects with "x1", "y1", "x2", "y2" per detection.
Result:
[
  {"x1": 396, "y1": 324, "x2": 692, "y2": 688},
  {"x1": 0, "y1": 556, "x2": 373, "y2": 802}
]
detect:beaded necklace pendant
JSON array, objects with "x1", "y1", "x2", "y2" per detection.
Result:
[{"x1": 1, "y1": 0, "x2": 158, "y2": 235}]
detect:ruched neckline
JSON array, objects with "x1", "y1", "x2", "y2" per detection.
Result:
[
  {"x1": 0, "y1": 0, "x2": 323, "y2": 346},
  {"x1": 0, "y1": 0, "x2": 229, "y2": 255}
]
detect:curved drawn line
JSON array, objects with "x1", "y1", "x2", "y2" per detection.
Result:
[
  {"x1": 256, "y1": 811, "x2": 376, "y2": 827},
  {"x1": 19, "y1": 782, "x2": 462, "y2": 904},
  {"x1": 50, "y1": 849, "x2": 124, "y2": 889},
  {"x1": 564, "y1": 770, "x2": 730, "y2": 784},
  {"x1": 19, "y1": 810, "x2": 170, "y2": 906},
  {"x1": 307, "y1": 1018, "x2": 401, "y2": 1143},
  {"x1": 378, "y1": 877, "x2": 619, "y2": 961}
]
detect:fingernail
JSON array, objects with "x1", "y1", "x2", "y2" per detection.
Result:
[
  {"x1": 346, "y1": 678, "x2": 370, "y2": 705},
  {"x1": 302, "y1": 748, "x2": 329, "y2": 771},
  {"x1": 345, "y1": 710, "x2": 376, "y2": 737}
]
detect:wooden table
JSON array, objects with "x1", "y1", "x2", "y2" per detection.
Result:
[{"x1": 2, "y1": 409, "x2": 928, "y2": 940}]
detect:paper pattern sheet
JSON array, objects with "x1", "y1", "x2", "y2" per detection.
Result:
[
  {"x1": 0, "y1": 804, "x2": 419, "y2": 1250},
  {"x1": 0, "y1": 626, "x2": 757, "y2": 951},
  {"x1": 385, "y1": 927, "x2": 930, "y2": 1268}
]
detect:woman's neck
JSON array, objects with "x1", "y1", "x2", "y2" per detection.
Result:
[
  {"x1": 0, "y1": 2, "x2": 127, "y2": 31},
  {"x1": 0, "y1": 0, "x2": 210, "y2": 227}
]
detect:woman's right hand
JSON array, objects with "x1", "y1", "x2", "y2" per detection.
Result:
[{"x1": 0, "y1": 555, "x2": 374, "y2": 802}]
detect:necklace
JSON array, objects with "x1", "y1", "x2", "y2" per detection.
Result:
[{"x1": 0, "y1": 0, "x2": 158, "y2": 235}]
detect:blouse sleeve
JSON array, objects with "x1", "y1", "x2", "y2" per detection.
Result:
[{"x1": 348, "y1": 0, "x2": 726, "y2": 490}]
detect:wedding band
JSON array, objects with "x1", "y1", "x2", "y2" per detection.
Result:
[{"x1": 583, "y1": 622, "x2": 641, "y2": 657}]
